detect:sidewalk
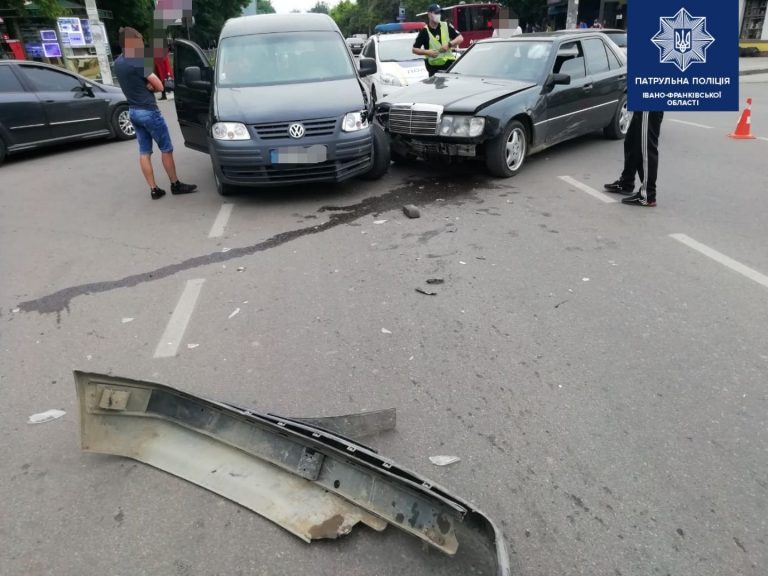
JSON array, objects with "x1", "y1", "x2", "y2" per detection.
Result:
[{"x1": 740, "y1": 56, "x2": 768, "y2": 76}]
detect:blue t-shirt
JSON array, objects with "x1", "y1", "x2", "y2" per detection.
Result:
[{"x1": 114, "y1": 55, "x2": 158, "y2": 110}]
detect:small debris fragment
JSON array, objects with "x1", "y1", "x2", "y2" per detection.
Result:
[
  {"x1": 459, "y1": 261, "x2": 467, "y2": 265},
  {"x1": 426, "y1": 278, "x2": 444, "y2": 285},
  {"x1": 582, "y1": 278, "x2": 590, "y2": 282},
  {"x1": 554, "y1": 300, "x2": 568, "y2": 309},
  {"x1": 28, "y1": 409, "x2": 66, "y2": 424},
  {"x1": 228, "y1": 308, "x2": 241, "y2": 319},
  {"x1": 373, "y1": 220, "x2": 387, "y2": 225},
  {"x1": 86, "y1": 355, "x2": 92, "y2": 360},
  {"x1": 237, "y1": 267, "x2": 246, "y2": 272},
  {"x1": 402, "y1": 205, "x2": 421, "y2": 219},
  {"x1": 121, "y1": 318, "x2": 134, "y2": 324},
  {"x1": 476, "y1": 256, "x2": 487, "y2": 261},
  {"x1": 415, "y1": 288, "x2": 437, "y2": 296},
  {"x1": 187, "y1": 343, "x2": 200, "y2": 350},
  {"x1": 221, "y1": 247, "x2": 231, "y2": 253},
  {"x1": 381, "y1": 328, "x2": 392, "y2": 335},
  {"x1": 12, "y1": 308, "x2": 20, "y2": 313},
  {"x1": 429, "y1": 455, "x2": 461, "y2": 466}
]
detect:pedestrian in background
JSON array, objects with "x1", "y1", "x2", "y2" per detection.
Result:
[
  {"x1": 153, "y1": 48, "x2": 173, "y2": 101},
  {"x1": 604, "y1": 111, "x2": 664, "y2": 207},
  {"x1": 113, "y1": 27, "x2": 197, "y2": 200}
]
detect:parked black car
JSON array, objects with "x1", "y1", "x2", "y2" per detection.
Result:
[
  {"x1": 376, "y1": 32, "x2": 628, "y2": 177},
  {"x1": 172, "y1": 14, "x2": 389, "y2": 195},
  {"x1": 0, "y1": 61, "x2": 134, "y2": 165}
]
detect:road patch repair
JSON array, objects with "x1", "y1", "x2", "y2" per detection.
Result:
[{"x1": 75, "y1": 371, "x2": 511, "y2": 575}]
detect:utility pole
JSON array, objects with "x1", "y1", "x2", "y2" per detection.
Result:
[
  {"x1": 565, "y1": 0, "x2": 579, "y2": 29},
  {"x1": 84, "y1": 0, "x2": 113, "y2": 84}
]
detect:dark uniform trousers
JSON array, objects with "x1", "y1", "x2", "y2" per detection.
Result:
[{"x1": 620, "y1": 111, "x2": 664, "y2": 202}]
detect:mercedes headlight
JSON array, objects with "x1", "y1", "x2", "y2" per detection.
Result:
[
  {"x1": 342, "y1": 111, "x2": 369, "y2": 132},
  {"x1": 379, "y1": 72, "x2": 404, "y2": 87},
  {"x1": 439, "y1": 116, "x2": 485, "y2": 138},
  {"x1": 212, "y1": 122, "x2": 250, "y2": 141}
]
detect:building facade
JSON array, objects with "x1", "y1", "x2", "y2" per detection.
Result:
[{"x1": 740, "y1": 0, "x2": 768, "y2": 40}]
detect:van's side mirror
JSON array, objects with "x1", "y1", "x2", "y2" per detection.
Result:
[
  {"x1": 358, "y1": 57, "x2": 377, "y2": 78},
  {"x1": 184, "y1": 66, "x2": 211, "y2": 91}
]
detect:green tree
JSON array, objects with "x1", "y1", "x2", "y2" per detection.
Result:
[
  {"x1": 98, "y1": 0, "x2": 155, "y2": 53},
  {"x1": 309, "y1": 1, "x2": 330, "y2": 14},
  {"x1": 187, "y1": 0, "x2": 250, "y2": 47},
  {"x1": 257, "y1": 0, "x2": 276, "y2": 14},
  {"x1": 3, "y1": 0, "x2": 65, "y2": 19}
]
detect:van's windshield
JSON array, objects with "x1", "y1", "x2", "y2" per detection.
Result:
[{"x1": 217, "y1": 31, "x2": 355, "y2": 86}]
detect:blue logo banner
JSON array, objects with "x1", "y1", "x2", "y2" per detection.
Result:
[{"x1": 628, "y1": 0, "x2": 738, "y2": 112}]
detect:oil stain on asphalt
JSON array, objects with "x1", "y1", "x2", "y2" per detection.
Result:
[{"x1": 16, "y1": 176, "x2": 505, "y2": 318}]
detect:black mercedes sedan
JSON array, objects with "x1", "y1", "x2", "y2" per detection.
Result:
[
  {"x1": 0, "y1": 61, "x2": 135, "y2": 166},
  {"x1": 376, "y1": 32, "x2": 629, "y2": 177}
]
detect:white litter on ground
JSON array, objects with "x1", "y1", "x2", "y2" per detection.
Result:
[
  {"x1": 429, "y1": 455, "x2": 461, "y2": 466},
  {"x1": 373, "y1": 220, "x2": 387, "y2": 225},
  {"x1": 121, "y1": 318, "x2": 134, "y2": 324},
  {"x1": 228, "y1": 308, "x2": 241, "y2": 319},
  {"x1": 187, "y1": 343, "x2": 200, "y2": 349},
  {"x1": 582, "y1": 278, "x2": 590, "y2": 282},
  {"x1": 28, "y1": 409, "x2": 66, "y2": 424},
  {"x1": 381, "y1": 328, "x2": 392, "y2": 334}
]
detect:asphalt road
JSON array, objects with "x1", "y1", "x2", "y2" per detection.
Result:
[{"x1": 2, "y1": 81, "x2": 768, "y2": 576}]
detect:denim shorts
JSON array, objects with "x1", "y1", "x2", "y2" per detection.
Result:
[{"x1": 129, "y1": 107, "x2": 174, "y2": 155}]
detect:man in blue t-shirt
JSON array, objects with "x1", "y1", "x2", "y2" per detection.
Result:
[{"x1": 114, "y1": 27, "x2": 196, "y2": 200}]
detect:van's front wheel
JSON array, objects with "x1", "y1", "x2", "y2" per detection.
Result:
[{"x1": 360, "y1": 124, "x2": 390, "y2": 181}]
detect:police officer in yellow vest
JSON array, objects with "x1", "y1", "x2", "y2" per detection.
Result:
[{"x1": 412, "y1": 4, "x2": 464, "y2": 77}]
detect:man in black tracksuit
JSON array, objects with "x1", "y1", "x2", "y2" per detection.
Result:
[{"x1": 604, "y1": 111, "x2": 664, "y2": 207}]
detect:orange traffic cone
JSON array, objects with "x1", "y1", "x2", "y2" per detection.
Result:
[{"x1": 729, "y1": 98, "x2": 756, "y2": 139}]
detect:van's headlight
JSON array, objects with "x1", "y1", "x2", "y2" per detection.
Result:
[
  {"x1": 212, "y1": 122, "x2": 250, "y2": 140},
  {"x1": 342, "y1": 111, "x2": 369, "y2": 132},
  {"x1": 439, "y1": 116, "x2": 485, "y2": 138},
  {"x1": 379, "y1": 72, "x2": 404, "y2": 87}
]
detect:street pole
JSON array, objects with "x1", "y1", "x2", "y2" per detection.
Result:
[
  {"x1": 565, "y1": 0, "x2": 579, "y2": 29},
  {"x1": 84, "y1": 0, "x2": 113, "y2": 85}
]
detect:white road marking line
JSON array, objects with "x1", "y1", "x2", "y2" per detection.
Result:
[
  {"x1": 208, "y1": 204, "x2": 234, "y2": 238},
  {"x1": 154, "y1": 279, "x2": 205, "y2": 358},
  {"x1": 558, "y1": 176, "x2": 617, "y2": 204},
  {"x1": 668, "y1": 119, "x2": 714, "y2": 129},
  {"x1": 670, "y1": 234, "x2": 768, "y2": 290}
]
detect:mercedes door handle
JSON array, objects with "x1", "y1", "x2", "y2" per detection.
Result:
[{"x1": 583, "y1": 84, "x2": 593, "y2": 91}]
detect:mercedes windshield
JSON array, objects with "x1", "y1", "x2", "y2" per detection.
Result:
[{"x1": 447, "y1": 40, "x2": 553, "y2": 83}]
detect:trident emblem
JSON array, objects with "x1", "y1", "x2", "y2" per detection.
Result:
[{"x1": 674, "y1": 29, "x2": 691, "y2": 53}]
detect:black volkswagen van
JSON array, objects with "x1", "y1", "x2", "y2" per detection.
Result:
[{"x1": 173, "y1": 13, "x2": 389, "y2": 195}]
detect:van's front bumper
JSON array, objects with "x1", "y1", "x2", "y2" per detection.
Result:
[{"x1": 210, "y1": 128, "x2": 373, "y2": 187}]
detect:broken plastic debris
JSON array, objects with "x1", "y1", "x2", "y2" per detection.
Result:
[
  {"x1": 237, "y1": 267, "x2": 246, "y2": 272},
  {"x1": 426, "y1": 278, "x2": 444, "y2": 285},
  {"x1": 121, "y1": 318, "x2": 134, "y2": 324},
  {"x1": 222, "y1": 247, "x2": 231, "y2": 253},
  {"x1": 381, "y1": 328, "x2": 392, "y2": 334},
  {"x1": 373, "y1": 220, "x2": 387, "y2": 225},
  {"x1": 187, "y1": 343, "x2": 200, "y2": 350},
  {"x1": 429, "y1": 455, "x2": 461, "y2": 466},
  {"x1": 402, "y1": 205, "x2": 421, "y2": 219},
  {"x1": 415, "y1": 288, "x2": 437, "y2": 296},
  {"x1": 29, "y1": 409, "x2": 66, "y2": 424},
  {"x1": 459, "y1": 261, "x2": 467, "y2": 265},
  {"x1": 12, "y1": 308, "x2": 20, "y2": 313},
  {"x1": 228, "y1": 308, "x2": 241, "y2": 319},
  {"x1": 582, "y1": 278, "x2": 590, "y2": 282}
]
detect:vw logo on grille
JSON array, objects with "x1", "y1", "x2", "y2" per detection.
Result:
[{"x1": 288, "y1": 123, "x2": 305, "y2": 139}]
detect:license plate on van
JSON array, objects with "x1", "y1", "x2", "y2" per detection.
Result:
[{"x1": 269, "y1": 145, "x2": 327, "y2": 164}]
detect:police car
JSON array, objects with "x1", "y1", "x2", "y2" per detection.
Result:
[{"x1": 360, "y1": 23, "x2": 429, "y2": 103}]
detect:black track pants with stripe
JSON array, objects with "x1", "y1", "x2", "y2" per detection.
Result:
[{"x1": 620, "y1": 111, "x2": 664, "y2": 201}]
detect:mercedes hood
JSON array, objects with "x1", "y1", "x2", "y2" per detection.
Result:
[{"x1": 380, "y1": 74, "x2": 537, "y2": 114}]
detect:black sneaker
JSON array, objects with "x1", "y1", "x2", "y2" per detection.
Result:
[
  {"x1": 171, "y1": 180, "x2": 198, "y2": 195},
  {"x1": 150, "y1": 186, "x2": 166, "y2": 200},
  {"x1": 621, "y1": 192, "x2": 656, "y2": 207},
  {"x1": 604, "y1": 180, "x2": 634, "y2": 195}
]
